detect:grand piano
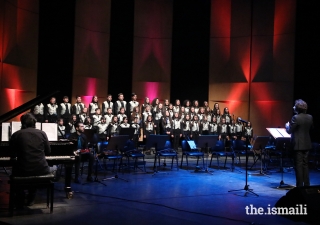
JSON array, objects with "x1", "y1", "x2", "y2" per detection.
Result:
[{"x1": 0, "y1": 90, "x2": 75, "y2": 199}]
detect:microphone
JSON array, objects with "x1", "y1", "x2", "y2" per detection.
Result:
[{"x1": 238, "y1": 117, "x2": 248, "y2": 123}]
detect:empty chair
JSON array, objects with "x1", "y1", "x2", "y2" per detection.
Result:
[
  {"x1": 232, "y1": 139, "x2": 254, "y2": 166},
  {"x1": 210, "y1": 140, "x2": 234, "y2": 170},
  {"x1": 180, "y1": 140, "x2": 205, "y2": 170},
  {"x1": 97, "y1": 141, "x2": 122, "y2": 172},
  {"x1": 122, "y1": 140, "x2": 146, "y2": 173},
  {"x1": 147, "y1": 135, "x2": 179, "y2": 172}
]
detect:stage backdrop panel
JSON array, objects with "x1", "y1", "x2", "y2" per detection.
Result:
[
  {"x1": 72, "y1": 0, "x2": 111, "y2": 105},
  {"x1": 209, "y1": 0, "x2": 296, "y2": 136},
  {"x1": 209, "y1": 0, "x2": 251, "y2": 122},
  {"x1": 0, "y1": 0, "x2": 39, "y2": 120},
  {"x1": 249, "y1": 0, "x2": 295, "y2": 136},
  {"x1": 132, "y1": 0, "x2": 172, "y2": 103}
]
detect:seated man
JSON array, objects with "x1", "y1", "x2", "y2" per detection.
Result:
[
  {"x1": 10, "y1": 113, "x2": 51, "y2": 207},
  {"x1": 68, "y1": 122, "x2": 94, "y2": 183}
]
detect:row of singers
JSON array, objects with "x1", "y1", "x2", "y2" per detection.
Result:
[
  {"x1": 57, "y1": 111, "x2": 253, "y2": 145},
  {"x1": 30, "y1": 93, "x2": 231, "y2": 124}
]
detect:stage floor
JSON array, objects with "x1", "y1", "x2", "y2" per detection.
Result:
[{"x1": 1, "y1": 153, "x2": 319, "y2": 225}]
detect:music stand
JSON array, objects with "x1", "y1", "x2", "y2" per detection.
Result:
[
  {"x1": 103, "y1": 135, "x2": 129, "y2": 182},
  {"x1": 145, "y1": 135, "x2": 169, "y2": 151},
  {"x1": 88, "y1": 141, "x2": 108, "y2": 186},
  {"x1": 196, "y1": 135, "x2": 218, "y2": 175},
  {"x1": 83, "y1": 129, "x2": 96, "y2": 144},
  {"x1": 249, "y1": 136, "x2": 270, "y2": 177},
  {"x1": 274, "y1": 137, "x2": 293, "y2": 189},
  {"x1": 120, "y1": 127, "x2": 144, "y2": 172},
  {"x1": 119, "y1": 127, "x2": 135, "y2": 140},
  {"x1": 145, "y1": 135, "x2": 173, "y2": 174},
  {"x1": 81, "y1": 129, "x2": 107, "y2": 186},
  {"x1": 266, "y1": 128, "x2": 294, "y2": 189},
  {"x1": 228, "y1": 125, "x2": 259, "y2": 196}
]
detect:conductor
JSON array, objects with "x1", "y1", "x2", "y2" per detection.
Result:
[{"x1": 285, "y1": 99, "x2": 313, "y2": 187}]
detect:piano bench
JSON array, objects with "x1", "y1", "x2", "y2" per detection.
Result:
[{"x1": 8, "y1": 174, "x2": 55, "y2": 216}]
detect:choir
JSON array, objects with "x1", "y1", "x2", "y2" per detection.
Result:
[{"x1": 33, "y1": 93, "x2": 253, "y2": 148}]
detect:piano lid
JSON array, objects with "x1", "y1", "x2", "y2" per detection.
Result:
[{"x1": 0, "y1": 90, "x2": 60, "y2": 123}]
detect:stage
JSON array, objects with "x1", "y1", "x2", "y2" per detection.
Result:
[{"x1": 0, "y1": 152, "x2": 319, "y2": 225}]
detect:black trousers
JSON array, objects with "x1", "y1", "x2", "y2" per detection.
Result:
[
  {"x1": 34, "y1": 114, "x2": 44, "y2": 123},
  {"x1": 144, "y1": 130, "x2": 153, "y2": 148},
  {"x1": 171, "y1": 129, "x2": 181, "y2": 150},
  {"x1": 133, "y1": 134, "x2": 139, "y2": 148},
  {"x1": 61, "y1": 114, "x2": 71, "y2": 126},
  {"x1": 294, "y1": 150, "x2": 310, "y2": 187},
  {"x1": 46, "y1": 114, "x2": 58, "y2": 123},
  {"x1": 74, "y1": 153, "x2": 94, "y2": 179},
  {"x1": 154, "y1": 120, "x2": 161, "y2": 134}
]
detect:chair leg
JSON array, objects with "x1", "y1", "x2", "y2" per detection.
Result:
[
  {"x1": 224, "y1": 156, "x2": 227, "y2": 168},
  {"x1": 180, "y1": 154, "x2": 184, "y2": 168},
  {"x1": 118, "y1": 158, "x2": 123, "y2": 172},
  {"x1": 250, "y1": 155, "x2": 259, "y2": 169},
  {"x1": 217, "y1": 156, "x2": 220, "y2": 169},
  {"x1": 134, "y1": 157, "x2": 138, "y2": 172},
  {"x1": 202, "y1": 155, "x2": 205, "y2": 168},
  {"x1": 237, "y1": 154, "x2": 241, "y2": 164},
  {"x1": 196, "y1": 157, "x2": 199, "y2": 166},
  {"x1": 153, "y1": 155, "x2": 157, "y2": 171},
  {"x1": 126, "y1": 157, "x2": 130, "y2": 172},
  {"x1": 176, "y1": 155, "x2": 179, "y2": 171},
  {"x1": 186, "y1": 155, "x2": 189, "y2": 168},
  {"x1": 50, "y1": 182, "x2": 54, "y2": 213},
  {"x1": 9, "y1": 183, "x2": 14, "y2": 217},
  {"x1": 143, "y1": 156, "x2": 146, "y2": 172},
  {"x1": 171, "y1": 157, "x2": 174, "y2": 170},
  {"x1": 231, "y1": 153, "x2": 235, "y2": 171},
  {"x1": 209, "y1": 154, "x2": 213, "y2": 167},
  {"x1": 47, "y1": 187, "x2": 50, "y2": 208}
]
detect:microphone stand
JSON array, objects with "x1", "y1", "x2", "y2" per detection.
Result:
[
  {"x1": 228, "y1": 120, "x2": 258, "y2": 196},
  {"x1": 92, "y1": 143, "x2": 107, "y2": 186},
  {"x1": 82, "y1": 138, "x2": 107, "y2": 186}
]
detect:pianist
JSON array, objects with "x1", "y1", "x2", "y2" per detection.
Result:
[
  {"x1": 10, "y1": 113, "x2": 51, "y2": 207},
  {"x1": 68, "y1": 122, "x2": 94, "y2": 183}
]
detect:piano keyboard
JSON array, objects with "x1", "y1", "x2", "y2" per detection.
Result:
[
  {"x1": 0, "y1": 157, "x2": 10, "y2": 160},
  {"x1": 0, "y1": 156, "x2": 75, "y2": 161},
  {"x1": 46, "y1": 156, "x2": 75, "y2": 160}
]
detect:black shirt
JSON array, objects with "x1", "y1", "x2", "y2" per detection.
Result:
[
  {"x1": 10, "y1": 127, "x2": 51, "y2": 176},
  {"x1": 68, "y1": 132, "x2": 88, "y2": 150}
]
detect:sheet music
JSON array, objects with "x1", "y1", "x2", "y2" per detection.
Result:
[
  {"x1": 266, "y1": 128, "x2": 290, "y2": 139},
  {"x1": 1, "y1": 123, "x2": 10, "y2": 141},
  {"x1": 11, "y1": 121, "x2": 21, "y2": 135},
  {"x1": 42, "y1": 123, "x2": 58, "y2": 141},
  {"x1": 35, "y1": 122, "x2": 42, "y2": 130},
  {"x1": 277, "y1": 128, "x2": 291, "y2": 138},
  {"x1": 187, "y1": 140, "x2": 197, "y2": 149}
]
